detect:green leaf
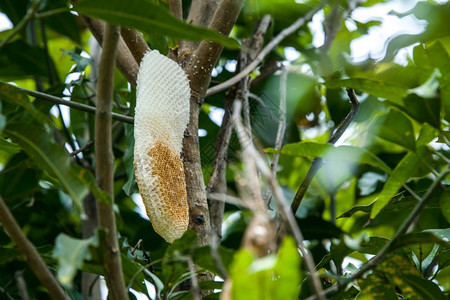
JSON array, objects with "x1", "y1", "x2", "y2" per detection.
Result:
[
  {"x1": 401, "y1": 275, "x2": 446, "y2": 300},
  {"x1": 402, "y1": 93, "x2": 441, "y2": 129},
  {"x1": 371, "y1": 148, "x2": 428, "y2": 219},
  {"x1": 391, "y1": 232, "x2": 450, "y2": 250},
  {"x1": 0, "y1": 41, "x2": 56, "y2": 81},
  {"x1": 52, "y1": 233, "x2": 99, "y2": 287},
  {"x1": 0, "y1": 0, "x2": 28, "y2": 25},
  {"x1": 267, "y1": 142, "x2": 391, "y2": 173},
  {"x1": 416, "y1": 123, "x2": 439, "y2": 145},
  {"x1": 5, "y1": 123, "x2": 89, "y2": 209},
  {"x1": 0, "y1": 138, "x2": 20, "y2": 155},
  {"x1": 272, "y1": 237, "x2": 302, "y2": 300},
  {"x1": 192, "y1": 246, "x2": 235, "y2": 275},
  {"x1": 440, "y1": 191, "x2": 450, "y2": 223},
  {"x1": 73, "y1": 0, "x2": 240, "y2": 49},
  {"x1": 229, "y1": 237, "x2": 302, "y2": 300},
  {"x1": 372, "y1": 109, "x2": 416, "y2": 151},
  {"x1": 296, "y1": 216, "x2": 343, "y2": 240},
  {"x1": 358, "y1": 272, "x2": 398, "y2": 300},
  {"x1": 425, "y1": 41, "x2": 450, "y2": 122},
  {"x1": 0, "y1": 82, "x2": 49, "y2": 125},
  {"x1": 324, "y1": 78, "x2": 408, "y2": 104}
]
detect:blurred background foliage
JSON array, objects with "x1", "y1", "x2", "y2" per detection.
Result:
[{"x1": 0, "y1": 0, "x2": 449, "y2": 299}]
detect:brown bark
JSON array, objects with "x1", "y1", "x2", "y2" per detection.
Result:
[
  {"x1": 183, "y1": 0, "x2": 245, "y2": 248},
  {"x1": 120, "y1": 27, "x2": 150, "y2": 64},
  {"x1": 81, "y1": 17, "x2": 139, "y2": 86},
  {"x1": 0, "y1": 197, "x2": 69, "y2": 300},
  {"x1": 95, "y1": 24, "x2": 129, "y2": 300}
]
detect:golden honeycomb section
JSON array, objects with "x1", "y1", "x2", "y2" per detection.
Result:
[{"x1": 135, "y1": 140, "x2": 188, "y2": 243}]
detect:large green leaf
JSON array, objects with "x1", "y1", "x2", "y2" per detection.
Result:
[
  {"x1": 358, "y1": 272, "x2": 398, "y2": 300},
  {"x1": 372, "y1": 109, "x2": 416, "y2": 151},
  {"x1": 73, "y1": 0, "x2": 240, "y2": 49},
  {"x1": 402, "y1": 93, "x2": 441, "y2": 129},
  {"x1": 424, "y1": 41, "x2": 450, "y2": 122},
  {"x1": 296, "y1": 216, "x2": 343, "y2": 240},
  {"x1": 324, "y1": 78, "x2": 408, "y2": 104},
  {"x1": 0, "y1": 41, "x2": 56, "y2": 81},
  {"x1": 271, "y1": 237, "x2": 302, "y2": 299},
  {"x1": 192, "y1": 245, "x2": 235, "y2": 275},
  {"x1": 371, "y1": 147, "x2": 430, "y2": 219},
  {"x1": 229, "y1": 237, "x2": 302, "y2": 300},
  {"x1": 267, "y1": 142, "x2": 391, "y2": 173},
  {"x1": 5, "y1": 123, "x2": 89, "y2": 209},
  {"x1": 52, "y1": 233, "x2": 99, "y2": 287}
]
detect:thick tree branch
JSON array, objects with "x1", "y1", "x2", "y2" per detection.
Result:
[
  {"x1": 0, "y1": 197, "x2": 69, "y2": 300},
  {"x1": 206, "y1": 1, "x2": 326, "y2": 97},
  {"x1": 120, "y1": 27, "x2": 150, "y2": 64},
  {"x1": 179, "y1": 0, "x2": 221, "y2": 57},
  {"x1": 81, "y1": 16, "x2": 139, "y2": 86},
  {"x1": 95, "y1": 24, "x2": 129, "y2": 300},
  {"x1": 291, "y1": 88, "x2": 360, "y2": 214},
  {"x1": 182, "y1": 0, "x2": 244, "y2": 249}
]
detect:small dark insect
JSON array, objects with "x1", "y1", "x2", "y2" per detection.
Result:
[{"x1": 193, "y1": 215, "x2": 205, "y2": 225}]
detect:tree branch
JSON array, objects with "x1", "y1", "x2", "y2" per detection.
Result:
[
  {"x1": 120, "y1": 27, "x2": 149, "y2": 64},
  {"x1": 169, "y1": 0, "x2": 183, "y2": 19},
  {"x1": 179, "y1": 0, "x2": 221, "y2": 57},
  {"x1": 182, "y1": 0, "x2": 244, "y2": 249},
  {"x1": 80, "y1": 16, "x2": 139, "y2": 86},
  {"x1": 207, "y1": 15, "x2": 271, "y2": 244},
  {"x1": 205, "y1": 1, "x2": 327, "y2": 97},
  {"x1": 0, "y1": 0, "x2": 41, "y2": 50},
  {"x1": 2, "y1": 83, "x2": 134, "y2": 124},
  {"x1": 95, "y1": 24, "x2": 129, "y2": 300},
  {"x1": 291, "y1": 88, "x2": 360, "y2": 214},
  {"x1": 232, "y1": 100, "x2": 326, "y2": 300},
  {"x1": 0, "y1": 197, "x2": 69, "y2": 300}
]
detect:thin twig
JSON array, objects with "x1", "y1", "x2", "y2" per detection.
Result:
[
  {"x1": 70, "y1": 140, "x2": 94, "y2": 156},
  {"x1": 0, "y1": 0, "x2": 41, "y2": 50},
  {"x1": 187, "y1": 257, "x2": 201, "y2": 300},
  {"x1": 207, "y1": 192, "x2": 248, "y2": 208},
  {"x1": 3, "y1": 83, "x2": 134, "y2": 124},
  {"x1": 35, "y1": 7, "x2": 69, "y2": 19},
  {"x1": 271, "y1": 66, "x2": 288, "y2": 178},
  {"x1": 207, "y1": 14, "x2": 272, "y2": 244},
  {"x1": 15, "y1": 271, "x2": 30, "y2": 300},
  {"x1": 232, "y1": 100, "x2": 326, "y2": 300},
  {"x1": 95, "y1": 24, "x2": 129, "y2": 300},
  {"x1": 206, "y1": 1, "x2": 327, "y2": 97},
  {"x1": 0, "y1": 197, "x2": 69, "y2": 300},
  {"x1": 291, "y1": 88, "x2": 360, "y2": 214}
]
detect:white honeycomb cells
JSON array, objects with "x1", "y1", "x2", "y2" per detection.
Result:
[{"x1": 134, "y1": 50, "x2": 190, "y2": 243}]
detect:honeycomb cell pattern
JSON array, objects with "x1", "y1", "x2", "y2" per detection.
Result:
[{"x1": 134, "y1": 50, "x2": 190, "y2": 243}]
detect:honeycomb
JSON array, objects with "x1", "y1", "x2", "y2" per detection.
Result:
[{"x1": 134, "y1": 50, "x2": 190, "y2": 243}]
